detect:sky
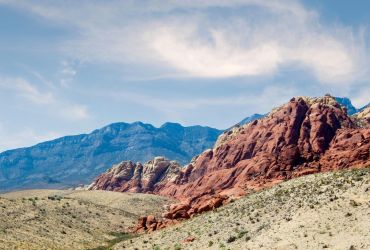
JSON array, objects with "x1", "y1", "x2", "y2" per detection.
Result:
[{"x1": 0, "y1": 0, "x2": 369, "y2": 152}]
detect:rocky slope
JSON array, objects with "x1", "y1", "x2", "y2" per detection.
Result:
[
  {"x1": 353, "y1": 105, "x2": 370, "y2": 127},
  {"x1": 0, "y1": 122, "x2": 221, "y2": 191},
  {"x1": 117, "y1": 167, "x2": 370, "y2": 250},
  {"x1": 88, "y1": 157, "x2": 182, "y2": 193},
  {"x1": 89, "y1": 96, "x2": 370, "y2": 228}
]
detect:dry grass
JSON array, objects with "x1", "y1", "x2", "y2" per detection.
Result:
[
  {"x1": 0, "y1": 190, "x2": 174, "y2": 250},
  {"x1": 116, "y1": 167, "x2": 370, "y2": 250}
]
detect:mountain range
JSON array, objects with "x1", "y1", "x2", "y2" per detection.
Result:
[
  {"x1": 0, "y1": 122, "x2": 221, "y2": 191},
  {"x1": 0, "y1": 96, "x2": 367, "y2": 192}
]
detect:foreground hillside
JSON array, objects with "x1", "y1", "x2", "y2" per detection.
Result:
[
  {"x1": 0, "y1": 190, "x2": 173, "y2": 249},
  {"x1": 118, "y1": 167, "x2": 370, "y2": 250},
  {"x1": 0, "y1": 122, "x2": 221, "y2": 191}
]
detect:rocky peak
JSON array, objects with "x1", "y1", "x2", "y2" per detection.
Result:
[{"x1": 216, "y1": 95, "x2": 351, "y2": 149}]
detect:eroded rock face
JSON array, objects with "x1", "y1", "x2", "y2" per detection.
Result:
[
  {"x1": 89, "y1": 96, "x2": 370, "y2": 232},
  {"x1": 155, "y1": 96, "x2": 362, "y2": 200},
  {"x1": 88, "y1": 157, "x2": 181, "y2": 193}
]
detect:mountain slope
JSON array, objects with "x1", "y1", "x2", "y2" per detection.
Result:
[
  {"x1": 89, "y1": 95, "x2": 370, "y2": 227},
  {"x1": 117, "y1": 167, "x2": 370, "y2": 250},
  {"x1": 0, "y1": 122, "x2": 222, "y2": 191}
]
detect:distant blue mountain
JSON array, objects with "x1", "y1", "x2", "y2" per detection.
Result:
[
  {"x1": 0, "y1": 122, "x2": 222, "y2": 191},
  {"x1": 335, "y1": 97, "x2": 358, "y2": 115},
  {"x1": 236, "y1": 113, "x2": 266, "y2": 126}
]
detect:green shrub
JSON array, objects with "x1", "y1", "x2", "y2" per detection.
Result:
[
  {"x1": 174, "y1": 243, "x2": 182, "y2": 250},
  {"x1": 237, "y1": 230, "x2": 248, "y2": 239}
]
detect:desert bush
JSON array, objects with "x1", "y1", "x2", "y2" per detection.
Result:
[
  {"x1": 237, "y1": 230, "x2": 248, "y2": 239},
  {"x1": 174, "y1": 243, "x2": 182, "y2": 250},
  {"x1": 226, "y1": 235, "x2": 236, "y2": 243}
]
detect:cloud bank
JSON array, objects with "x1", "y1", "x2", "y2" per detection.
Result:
[{"x1": 2, "y1": 0, "x2": 367, "y2": 85}]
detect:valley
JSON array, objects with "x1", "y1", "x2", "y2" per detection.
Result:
[{"x1": 0, "y1": 190, "x2": 173, "y2": 249}]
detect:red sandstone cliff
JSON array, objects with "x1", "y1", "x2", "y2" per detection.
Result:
[
  {"x1": 88, "y1": 157, "x2": 181, "y2": 193},
  {"x1": 88, "y1": 96, "x2": 370, "y2": 231}
]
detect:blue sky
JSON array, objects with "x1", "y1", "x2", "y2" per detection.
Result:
[{"x1": 0, "y1": 0, "x2": 369, "y2": 152}]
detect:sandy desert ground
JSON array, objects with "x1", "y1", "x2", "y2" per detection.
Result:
[{"x1": 0, "y1": 189, "x2": 174, "y2": 250}]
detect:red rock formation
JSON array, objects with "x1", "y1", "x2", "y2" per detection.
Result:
[
  {"x1": 88, "y1": 156, "x2": 181, "y2": 193},
  {"x1": 89, "y1": 96, "x2": 370, "y2": 232}
]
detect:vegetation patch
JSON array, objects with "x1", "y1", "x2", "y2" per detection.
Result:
[{"x1": 90, "y1": 232, "x2": 137, "y2": 250}]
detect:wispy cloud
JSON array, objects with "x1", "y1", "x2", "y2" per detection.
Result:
[
  {"x1": 2, "y1": 0, "x2": 368, "y2": 85},
  {"x1": 97, "y1": 84, "x2": 299, "y2": 123},
  {"x1": 59, "y1": 60, "x2": 78, "y2": 87},
  {"x1": 0, "y1": 76, "x2": 54, "y2": 104},
  {"x1": 145, "y1": 23, "x2": 363, "y2": 83},
  {"x1": 0, "y1": 76, "x2": 90, "y2": 121}
]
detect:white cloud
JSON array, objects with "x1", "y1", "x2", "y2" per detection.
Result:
[
  {"x1": 142, "y1": 8, "x2": 365, "y2": 84},
  {"x1": 2, "y1": 0, "x2": 367, "y2": 85},
  {"x1": 59, "y1": 60, "x2": 78, "y2": 87},
  {"x1": 99, "y1": 84, "x2": 299, "y2": 122},
  {"x1": 0, "y1": 77, "x2": 54, "y2": 104},
  {"x1": 60, "y1": 60, "x2": 77, "y2": 77},
  {"x1": 145, "y1": 26, "x2": 282, "y2": 78}
]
